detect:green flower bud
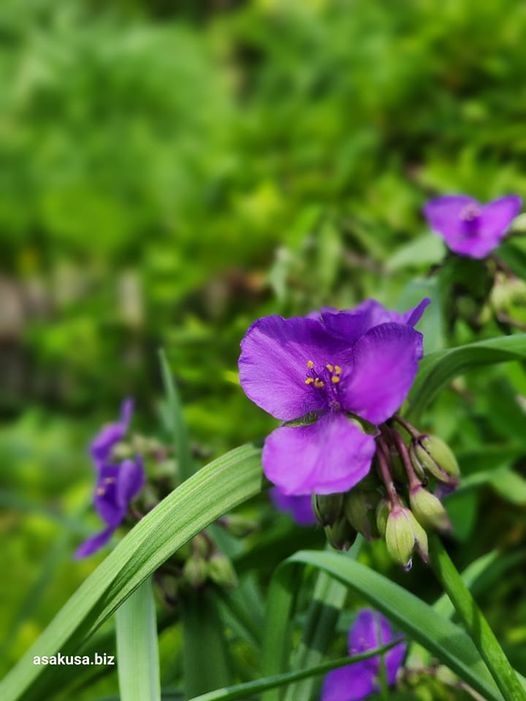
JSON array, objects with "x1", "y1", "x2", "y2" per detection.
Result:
[
  {"x1": 409, "y1": 484, "x2": 451, "y2": 533},
  {"x1": 385, "y1": 505, "x2": 429, "y2": 570},
  {"x1": 491, "y1": 272, "x2": 526, "y2": 313},
  {"x1": 312, "y1": 493, "x2": 344, "y2": 526},
  {"x1": 221, "y1": 515, "x2": 258, "y2": 537},
  {"x1": 376, "y1": 498, "x2": 390, "y2": 537},
  {"x1": 208, "y1": 553, "x2": 238, "y2": 589},
  {"x1": 324, "y1": 517, "x2": 357, "y2": 551},
  {"x1": 410, "y1": 435, "x2": 460, "y2": 485},
  {"x1": 344, "y1": 489, "x2": 381, "y2": 540},
  {"x1": 183, "y1": 557, "x2": 208, "y2": 588}
]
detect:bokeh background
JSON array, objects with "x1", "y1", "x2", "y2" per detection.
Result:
[{"x1": 2, "y1": 0, "x2": 526, "y2": 697}]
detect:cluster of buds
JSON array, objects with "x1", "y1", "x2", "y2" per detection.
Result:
[
  {"x1": 313, "y1": 416, "x2": 460, "y2": 570},
  {"x1": 157, "y1": 531, "x2": 239, "y2": 607}
]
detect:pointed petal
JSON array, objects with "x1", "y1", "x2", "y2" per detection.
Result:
[
  {"x1": 74, "y1": 526, "x2": 115, "y2": 559},
  {"x1": 239, "y1": 315, "x2": 350, "y2": 421},
  {"x1": 117, "y1": 457, "x2": 145, "y2": 509},
  {"x1": 343, "y1": 323, "x2": 423, "y2": 424},
  {"x1": 322, "y1": 664, "x2": 376, "y2": 701},
  {"x1": 263, "y1": 413, "x2": 375, "y2": 495},
  {"x1": 423, "y1": 195, "x2": 478, "y2": 240},
  {"x1": 269, "y1": 487, "x2": 316, "y2": 526},
  {"x1": 94, "y1": 465, "x2": 123, "y2": 527},
  {"x1": 475, "y1": 195, "x2": 523, "y2": 256}
]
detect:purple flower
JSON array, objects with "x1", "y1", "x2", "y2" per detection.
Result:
[
  {"x1": 270, "y1": 486, "x2": 316, "y2": 526},
  {"x1": 423, "y1": 195, "x2": 522, "y2": 259},
  {"x1": 239, "y1": 299, "x2": 428, "y2": 496},
  {"x1": 75, "y1": 400, "x2": 144, "y2": 559},
  {"x1": 322, "y1": 609, "x2": 406, "y2": 701}
]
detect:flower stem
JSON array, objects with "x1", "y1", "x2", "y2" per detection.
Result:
[{"x1": 428, "y1": 536, "x2": 526, "y2": 701}]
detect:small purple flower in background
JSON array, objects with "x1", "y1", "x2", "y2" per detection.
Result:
[
  {"x1": 423, "y1": 194, "x2": 522, "y2": 259},
  {"x1": 270, "y1": 486, "x2": 316, "y2": 526},
  {"x1": 239, "y1": 299, "x2": 428, "y2": 496},
  {"x1": 75, "y1": 399, "x2": 144, "y2": 559},
  {"x1": 322, "y1": 609, "x2": 406, "y2": 701}
]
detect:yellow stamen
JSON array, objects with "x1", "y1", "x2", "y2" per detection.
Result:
[
  {"x1": 331, "y1": 375, "x2": 340, "y2": 384},
  {"x1": 314, "y1": 378, "x2": 325, "y2": 388},
  {"x1": 307, "y1": 360, "x2": 314, "y2": 368},
  {"x1": 305, "y1": 377, "x2": 314, "y2": 385},
  {"x1": 326, "y1": 363, "x2": 334, "y2": 372},
  {"x1": 334, "y1": 365, "x2": 342, "y2": 375},
  {"x1": 96, "y1": 487, "x2": 106, "y2": 496}
]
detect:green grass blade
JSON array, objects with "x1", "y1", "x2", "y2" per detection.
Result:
[
  {"x1": 159, "y1": 348, "x2": 193, "y2": 482},
  {"x1": 116, "y1": 577, "x2": 161, "y2": 701},
  {"x1": 0, "y1": 444, "x2": 262, "y2": 701},
  {"x1": 189, "y1": 643, "x2": 398, "y2": 701},
  {"x1": 283, "y1": 538, "x2": 362, "y2": 701},
  {"x1": 264, "y1": 549, "x2": 508, "y2": 701},
  {"x1": 428, "y1": 537, "x2": 526, "y2": 701},
  {"x1": 408, "y1": 334, "x2": 526, "y2": 420}
]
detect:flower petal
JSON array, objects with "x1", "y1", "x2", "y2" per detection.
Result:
[
  {"x1": 94, "y1": 464, "x2": 123, "y2": 527},
  {"x1": 90, "y1": 398, "x2": 134, "y2": 463},
  {"x1": 263, "y1": 413, "x2": 375, "y2": 495},
  {"x1": 474, "y1": 195, "x2": 523, "y2": 257},
  {"x1": 74, "y1": 526, "x2": 115, "y2": 559},
  {"x1": 269, "y1": 487, "x2": 316, "y2": 526},
  {"x1": 423, "y1": 195, "x2": 478, "y2": 242},
  {"x1": 239, "y1": 315, "x2": 351, "y2": 421},
  {"x1": 116, "y1": 457, "x2": 145, "y2": 510},
  {"x1": 321, "y1": 298, "x2": 430, "y2": 343},
  {"x1": 343, "y1": 323, "x2": 423, "y2": 424},
  {"x1": 322, "y1": 664, "x2": 376, "y2": 701}
]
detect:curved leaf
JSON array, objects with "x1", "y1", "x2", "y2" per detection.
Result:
[
  {"x1": 263, "y1": 550, "x2": 505, "y2": 701},
  {"x1": 0, "y1": 444, "x2": 262, "y2": 701},
  {"x1": 408, "y1": 334, "x2": 526, "y2": 420}
]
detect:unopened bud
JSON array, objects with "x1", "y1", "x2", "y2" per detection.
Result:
[
  {"x1": 409, "y1": 484, "x2": 451, "y2": 533},
  {"x1": 376, "y1": 498, "x2": 390, "y2": 537},
  {"x1": 410, "y1": 435, "x2": 459, "y2": 485},
  {"x1": 208, "y1": 553, "x2": 238, "y2": 589},
  {"x1": 220, "y1": 515, "x2": 258, "y2": 537},
  {"x1": 312, "y1": 493, "x2": 344, "y2": 526},
  {"x1": 324, "y1": 517, "x2": 357, "y2": 551},
  {"x1": 490, "y1": 273, "x2": 526, "y2": 313},
  {"x1": 344, "y1": 490, "x2": 381, "y2": 540},
  {"x1": 385, "y1": 505, "x2": 429, "y2": 570},
  {"x1": 183, "y1": 557, "x2": 208, "y2": 588}
]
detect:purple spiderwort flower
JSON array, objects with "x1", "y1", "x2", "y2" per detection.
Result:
[
  {"x1": 322, "y1": 609, "x2": 406, "y2": 701},
  {"x1": 423, "y1": 194, "x2": 522, "y2": 259},
  {"x1": 239, "y1": 299, "x2": 428, "y2": 496},
  {"x1": 270, "y1": 486, "x2": 316, "y2": 526},
  {"x1": 75, "y1": 400, "x2": 144, "y2": 559}
]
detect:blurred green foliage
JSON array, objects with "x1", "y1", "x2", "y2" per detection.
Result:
[{"x1": 1, "y1": 0, "x2": 526, "y2": 696}]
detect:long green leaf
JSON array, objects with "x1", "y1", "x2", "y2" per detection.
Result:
[
  {"x1": 159, "y1": 349, "x2": 193, "y2": 481},
  {"x1": 428, "y1": 537, "x2": 526, "y2": 701},
  {"x1": 116, "y1": 577, "x2": 161, "y2": 701},
  {"x1": 408, "y1": 334, "x2": 526, "y2": 420},
  {"x1": 0, "y1": 444, "x2": 262, "y2": 701},
  {"x1": 189, "y1": 643, "x2": 398, "y2": 701},
  {"x1": 263, "y1": 550, "x2": 507, "y2": 701}
]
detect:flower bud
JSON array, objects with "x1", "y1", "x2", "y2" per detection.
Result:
[
  {"x1": 410, "y1": 435, "x2": 459, "y2": 485},
  {"x1": 385, "y1": 505, "x2": 429, "y2": 570},
  {"x1": 183, "y1": 557, "x2": 208, "y2": 588},
  {"x1": 376, "y1": 498, "x2": 390, "y2": 537},
  {"x1": 490, "y1": 272, "x2": 526, "y2": 313},
  {"x1": 208, "y1": 553, "x2": 238, "y2": 589},
  {"x1": 220, "y1": 515, "x2": 258, "y2": 537},
  {"x1": 324, "y1": 517, "x2": 357, "y2": 551},
  {"x1": 344, "y1": 490, "x2": 381, "y2": 540},
  {"x1": 409, "y1": 484, "x2": 451, "y2": 533},
  {"x1": 312, "y1": 493, "x2": 344, "y2": 526}
]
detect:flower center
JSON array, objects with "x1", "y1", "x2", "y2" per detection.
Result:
[
  {"x1": 304, "y1": 359, "x2": 342, "y2": 389},
  {"x1": 460, "y1": 203, "x2": 481, "y2": 222}
]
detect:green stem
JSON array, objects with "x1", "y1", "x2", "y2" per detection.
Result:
[
  {"x1": 116, "y1": 577, "x2": 161, "y2": 701},
  {"x1": 429, "y1": 537, "x2": 525, "y2": 701}
]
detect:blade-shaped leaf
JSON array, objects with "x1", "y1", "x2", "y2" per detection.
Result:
[
  {"x1": 263, "y1": 550, "x2": 507, "y2": 701},
  {"x1": 408, "y1": 334, "x2": 526, "y2": 420},
  {"x1": 0, "y1": 444, "x2": 262, "y2": 701}
]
